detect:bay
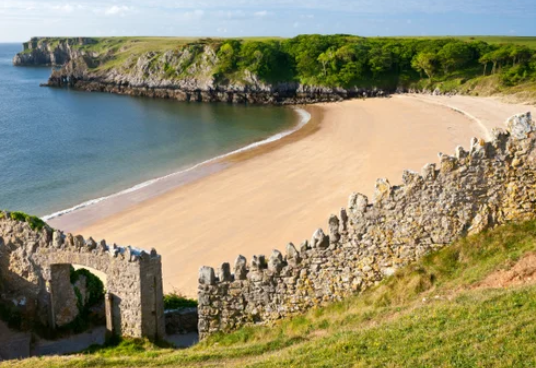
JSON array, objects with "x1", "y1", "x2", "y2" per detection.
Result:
[{"x1": 0, "y1": 43, "x2": 296, "y2": 216}]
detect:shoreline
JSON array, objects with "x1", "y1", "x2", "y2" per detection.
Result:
[
  {"x1": 75, "y1": 94, "x2": 530, "y2": 296},
  {"x1": 46, "y1": 106, "x2": 315, "y2": 231},
  {"x1": 51, "y1": 94, "x2": 533, "y2": 296}
]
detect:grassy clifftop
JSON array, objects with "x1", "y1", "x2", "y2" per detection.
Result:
[
  {"x1": 20, "y1": 35, "x2": 536, "y2": 101},
  {"x1": 7, "y1": 220, "x2": 536, "y2": 367}
]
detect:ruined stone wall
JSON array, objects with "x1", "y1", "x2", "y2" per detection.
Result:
[
  {"x1": 0, "y1": 217, "x2": 165, "y2": 340},
  {"x1": 198, "y1": 113, "x2": 536, "y2": 339}
]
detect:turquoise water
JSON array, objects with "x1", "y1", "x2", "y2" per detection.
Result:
[{"x1": 0, "y1": 44, "x2": 296, "y2": 217}]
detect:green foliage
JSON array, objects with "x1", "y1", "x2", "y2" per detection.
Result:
[
  {"x1": 8, "y1": 211, "x2": 48, "y2": 231},
  {"x1": 70, "y1": 267, "x2": 105, "y2": 308},
  {"x1": 60, "y1": 267, "x2": 106, "y2": 334},
  {"x1": 216, "y1": 40, "x2": 242, "y2": 78},
  {"x1": 437, "y1": 41, "x2": 474, "y2": 73},
  {"x1": 163, "y1": 292, "x2": 197, "y2": 310},
  {"x1": 210, "y1": 35, "x2": 535, "y2": 90},
  {"x1": 43, "y1": 35, "x2": 536, "y2": 93},
  {"x1": 412, "y1": 52, "x2": 437, "y2": 79}
]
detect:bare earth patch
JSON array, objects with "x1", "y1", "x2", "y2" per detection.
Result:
[{"x1": 474, "y1": 253, "x2": 536, "y2": 289}]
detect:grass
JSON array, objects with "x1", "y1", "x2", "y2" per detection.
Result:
[
  {"x1": 392, "y1": 35, "x2": 536, "y2": 48},
  {"x1": 4, "y1": 210, "x2": 49, "y2": 231},
  {"x1": 6, "y1": 220, "x2": 536, "y2": 367},
  {"x1": 164, "y1": 292, "x2": 198, "y2": 310}
]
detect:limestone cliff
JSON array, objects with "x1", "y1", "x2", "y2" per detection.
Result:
[
  {"x1": 12, "y1": 37, "x2": 98, "y2": 66},
  {"x1": 14, "y1": 37, "x2": 382, "y2": 104}
]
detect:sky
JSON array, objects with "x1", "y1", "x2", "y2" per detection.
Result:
[{"x1": 0, "y1": 0, "x2": 535, "y2": 43}]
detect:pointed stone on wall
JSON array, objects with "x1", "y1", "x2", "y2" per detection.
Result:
[
  {"x1": 373, "y1": 178, "x2": 391, "y2": 203},
  {"x1": 268, "y1": 250, "x2": 284, "y2": 273},
  {"x1": 311, "y1": 228, "x2": 329, "y2": 249},
  {"x1": 348, "y1": 193, "x2": 369, "y2": 217},
  {"x1": 234, "y1": 255, "x2": 248, "y2": 280},
  {"x1": 199, "y1": 266, "x2": 216, "y2": 285},
  {"x1": 219, "y1": 263, "x2": 232, "y2": 282},
  {"x1": 328, "y1": 215, "x2": 340, "y2": 244},
  {"x1": 506, "y1": 112, "x2": 534, "y2": 140}
]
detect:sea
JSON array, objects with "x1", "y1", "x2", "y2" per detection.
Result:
[{"x1": 0, "y1": 43, "x2": 303, "y2": 218}]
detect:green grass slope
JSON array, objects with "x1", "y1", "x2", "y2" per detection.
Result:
[{"x1": 7, "y1": 220, "x2": 536, "y2": 367}]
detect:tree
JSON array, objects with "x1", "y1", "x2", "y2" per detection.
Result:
[
  {"x1": 438, "y1": 42, "x2": 472, "y2": 74},
  {"x1": 368, "y1": 44, "x2": 393, "y2": 79},
  {"x1": 411, "y1": 52, "x2": 436, "y2": 80},
  {"x1": 334, "y1": 43, "x2": 369, "y2": 86},
  {"x1": 479, "y1": 53, "x2": 492, "y2": 76},
  {"x1": 489, "y1": 47, "x2": 512, "y2": 73},
  {"x1": 317, "y1": 50, "x2": 335, "y2": 77},
  {"x1": 510, "y1": 46, "x2": 534, "y2": 66},
  {"x1": 217, "y1": 41, "x2": 241, "y2": 75}
]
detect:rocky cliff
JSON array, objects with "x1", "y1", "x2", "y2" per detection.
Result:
[
  {"x1": 14, "y1": 37, "x2": 385, "y2": 104},
  {"x1": 12, "y1": 37, "x2": 98, "y2": 66}
]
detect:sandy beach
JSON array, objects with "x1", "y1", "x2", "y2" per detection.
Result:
[{"x1": 50, "y1": 94, "x2": 534, "y2": 296}]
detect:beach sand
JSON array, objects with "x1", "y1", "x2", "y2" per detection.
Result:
[{"x1": 51, "y1": 95, "x2": 534, "y2": 296}]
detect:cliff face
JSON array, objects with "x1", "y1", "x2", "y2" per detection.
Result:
[
  {"x1": 12, "y1": 37, "x2": 98, "y2": 66},
  {"x1": 15, "y1": 38, "x2": 385, "y2": 104}
]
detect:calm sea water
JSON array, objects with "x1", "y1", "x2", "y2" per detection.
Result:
[{"x1": 0, "y1": 44, "x2": 296, "y2": 217}]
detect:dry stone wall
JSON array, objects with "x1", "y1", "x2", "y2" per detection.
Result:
[
  {"x1": 198, "y1": 112, "x2": 536, "y2": 339},
  {"x1": 0, "y1": 216, "x2": 165, "y2": 340}
]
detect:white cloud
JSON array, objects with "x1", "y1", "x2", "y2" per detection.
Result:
[
  {"x1": 51, "y1": 4, "x2": 76, "y2": 13},
  {"x1": 181, "y1": 9, "x2": 204, "y2": 20},
  {"x1": 215, "y1": 9, "x2": 247, "y2": 19},
  {"x1": 104, "y1": 5, "x2": 131, "y2": 17},
  {"x1": 254, "y1": 10, "x2": 268, "y2": 17}
]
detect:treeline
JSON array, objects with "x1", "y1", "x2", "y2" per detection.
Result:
[{"x1": 207, "y1": 35, "x2": 536, "y2": 89}]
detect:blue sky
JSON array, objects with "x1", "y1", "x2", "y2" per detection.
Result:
[{"x1": 0, "y1": 0, "x2": 535, "y2": 42}]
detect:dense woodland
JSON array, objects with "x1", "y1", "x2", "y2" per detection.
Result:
[{"x1": 207, "y1": 35, "x2": 536, "y2": 90}]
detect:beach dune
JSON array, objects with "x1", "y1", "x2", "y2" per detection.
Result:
[{"x1": 52, "y1": 95, "x2": 533, "y2": 296}]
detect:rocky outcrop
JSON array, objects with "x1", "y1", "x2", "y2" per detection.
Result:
[
  {"x1": 198, "y1": 112, "x2": 536, "y2": 339},
  {"x1": 15, "y1": 38, "x2": 389, "y2": 104},
  {"x1": 12, "y1": 37, "x2": 97, "y2": 66},
  {"x1": 45, "y1": 55, "x2": 384, "y2": 104}
]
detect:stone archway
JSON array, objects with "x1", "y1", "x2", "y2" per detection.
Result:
[{"x1": 0, "y1": 213, "x2": 165, "y2": 340}]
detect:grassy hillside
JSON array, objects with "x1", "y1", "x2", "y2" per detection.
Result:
[
  {"x1": 7, "y1": 220, "x2": 536, "y2": 367},
  {"x1": 29, "y1": 34, "x2": 536, "y2": 103}
]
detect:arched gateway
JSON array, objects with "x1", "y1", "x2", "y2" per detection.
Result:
[{"x1": 0, "y1": 213, "x2": 165, "y2": 340}]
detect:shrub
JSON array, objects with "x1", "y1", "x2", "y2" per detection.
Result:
[
  {"x1": 70, "y1": 267, "x2": 105, "y2": 308},
  {"x1": 163, "y1": 292, "x2": 197, "y2": 310},
  {"x1": 8, "y1": 211, "x2": 48, "y2": 231}
]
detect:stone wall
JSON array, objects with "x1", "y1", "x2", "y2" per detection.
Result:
[
  {"x1": 0, "y1": 216, "x2": 165, "y2": 340},
  {"x1": 198, "y1": 112, "x2": 536, "y2": 339},
  {"x1": 165, "y1": 307, "x2": 198, "y2": 335}
]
